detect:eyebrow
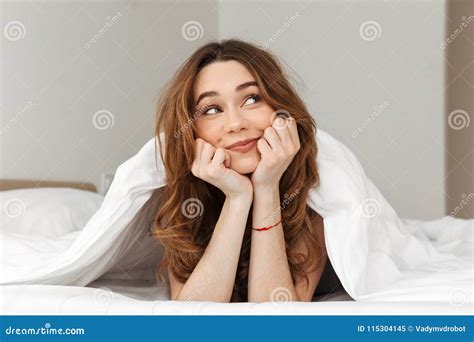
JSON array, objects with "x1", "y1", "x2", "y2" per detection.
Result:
[{"x1": 195, "y1": 81, "x2": 258, "y2": 107}]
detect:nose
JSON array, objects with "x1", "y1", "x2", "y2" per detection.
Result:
[{"x1": 223, "y1": 107, "x2": 248, "y2": 133}]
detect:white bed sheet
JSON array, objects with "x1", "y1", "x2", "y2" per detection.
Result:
[
  {"x1": 1, "y1": 128, "x2": 473, "y2": 315},
  {"x1": 1, "y1": 279, "x2": 471, "y2": 315}
]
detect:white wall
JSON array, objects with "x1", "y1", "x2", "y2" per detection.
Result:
[
  {"x1": 218, "y1": 0, "x2": 446, "y2": 219},
  {"x1": 1, "y1": 0, "x2": 447, "y2": 219},
  {"x1": 1, "y1": 0, "x2": 218, "y2": 193}
]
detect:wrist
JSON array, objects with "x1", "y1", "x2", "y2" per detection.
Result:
[
  {"x1": 227, "y1": 191, "x2": 253, "y2": 205},
  {"x1": 253, "y1": 184, "x2": 279, "y2": 198}
]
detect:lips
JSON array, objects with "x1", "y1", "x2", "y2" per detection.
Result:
[
  {"x1": 226, "y1": 138, "x2": 259, "y2": 153},
  {"x1": 225, "y1": 138, "x2": 259, "y2": 149}
]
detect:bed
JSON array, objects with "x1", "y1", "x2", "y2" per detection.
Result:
[
  {"x1": 1, "y1": 130, "x2": 472, "y2": 316},
  {"x1": 0, "y1": 178, "x2": 471, "y2": 316}
]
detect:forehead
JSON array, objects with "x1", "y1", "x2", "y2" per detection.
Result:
[{"x1": 193, "y1": 60, "x2": 255, "y2": 94}]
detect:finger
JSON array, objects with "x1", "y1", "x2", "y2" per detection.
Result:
[
  {"x1": 210, "y1": 148, "x2": 229, "y2": 168},
  {"x1": 192, "y1": 139, "x2": 203, "y2": 174},
  {"x1": 272, "y1": 118, "x2": 292, "y2": 147},
  {"x1": 200, "y1": 142, "x2": 216, "y2": 167},
  {"x1": 263, "y1": 126, "x2": 282, "y2": 150},
  {"x1": 223, "y1": 150, "x2": 231, "y2": 168},
  {"x1": 257, "y1": 137, "x2": 272, "y2": 157},
  {"x1": 194, "y1": 138, "x2": 201, "y2": 157},
  {"x1": 287, "y1": 117, "x2": 300, "y2": 148}
]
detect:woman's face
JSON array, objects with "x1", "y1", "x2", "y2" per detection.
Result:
[{"x1": 192, "y1": 60, "x2": 275, "y2": 175}]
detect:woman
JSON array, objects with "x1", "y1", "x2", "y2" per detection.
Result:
[{"x1": 150, "y1": 38, "x2": 343, "y2": 303}]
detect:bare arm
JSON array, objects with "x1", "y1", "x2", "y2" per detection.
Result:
[
  {"x1": 247, "y1": 186, "x2": 297, "y2": 302},
  {"x1": 248, "y1": 186, "x2": 326, "y2": 302},
  {"x1": 170, "y1": 193, "x2": 252, "y2": 302}
]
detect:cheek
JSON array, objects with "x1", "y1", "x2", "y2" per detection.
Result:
[
  {"x1": 194, "y1": 122, "x2": 219, "y2": 145},
  {"x1": 254, "y1": 108, "x2": 275, "y2": 129}
]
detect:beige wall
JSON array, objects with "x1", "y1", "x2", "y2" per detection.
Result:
[
  {"x1": 1, "y1": 0, "x2": 218, "y2": 193},
  {"x1": 445, "y1": 0, "x2": 474, "y2": 218},
  {"x1": 219, "y1": 0, "x2": 447, "y2": 219},
  {"x1": 2, "y1": 0, "x2": 470, "y2": 220}
]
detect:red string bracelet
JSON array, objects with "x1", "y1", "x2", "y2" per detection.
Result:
[{"x1": 251, "y1": 219, "x2": 282, "y2": 232}]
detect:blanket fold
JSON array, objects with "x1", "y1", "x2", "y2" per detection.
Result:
[{"x1": 1, "y1": 129, "x2": 472, "y2": 302}]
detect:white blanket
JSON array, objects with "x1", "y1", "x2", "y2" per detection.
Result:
[{"x1": 1, "y1": 128, "x2": 473, "y2": 304}]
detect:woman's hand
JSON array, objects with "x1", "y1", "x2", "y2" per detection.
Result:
[
  {"x1": 251, "y1": 116, "x2": 301, "y2": 191},
  {"x1": 191, "y1": 138, "x2": 253, "y2": 199}
]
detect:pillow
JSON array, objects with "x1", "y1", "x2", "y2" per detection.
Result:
[{"x1": 1, "y1": 187, "x2": 104, "y2": 238}]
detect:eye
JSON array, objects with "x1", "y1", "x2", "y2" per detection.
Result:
[
  {"x1": 197, "y1": 105, "x2": 222, "y2": 116},
  {"x1": 204, "y1": 106, "x2": 221, "y2": 115},
  {"x1": 243, "y1": 94, "x2": 261, "y2": 106}
]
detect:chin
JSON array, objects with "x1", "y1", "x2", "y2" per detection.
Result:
[{"x1": 231, "y1": 159, "x2": 259, "y2": 175}]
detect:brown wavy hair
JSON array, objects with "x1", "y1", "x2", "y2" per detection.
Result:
[{"x1": 149, "y1": 38, "x2": 323, "y2": 302}]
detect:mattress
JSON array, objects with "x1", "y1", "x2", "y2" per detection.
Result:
[{"x1": 1, "y1": 278, "x2": 470, "y2": 315}]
